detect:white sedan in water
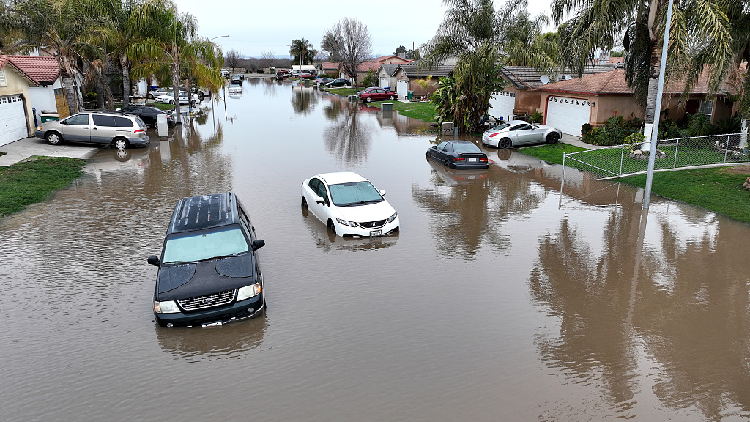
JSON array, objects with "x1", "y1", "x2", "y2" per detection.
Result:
[
  {"x1": 301, "y1": 172, "x2": 399, "y2": 237},
  {"x1": 482, "y1": 120, "x2": 562, "y2": 148}
]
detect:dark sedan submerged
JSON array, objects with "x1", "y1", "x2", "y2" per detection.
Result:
[
  {"x1": 426, "y1": 140, "x2": 490, "y2": 169},
  {"x1": 148, "y1": 192, "x2": 266, "y2": 327},
  {"x1": 119, "y1": 105, "x2": 175, "y2": 128}
]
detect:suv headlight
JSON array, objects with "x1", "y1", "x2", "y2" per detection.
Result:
[
  {"x1": 237, "y1": 283, "x2": 261, "y2": 301},
  {"x1": 386, "y1": 212, "x2": 398, "y2": 223},
  {"x1": 154, "y1": 300, "x2": 179, "y2": 314},
  {"x1": 336, "y1": 218, "x2": 358, "y2": 227}
]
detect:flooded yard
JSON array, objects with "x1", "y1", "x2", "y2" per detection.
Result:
[{"x1": 1, "y1": 78, "x2": 749, "y2": 421}]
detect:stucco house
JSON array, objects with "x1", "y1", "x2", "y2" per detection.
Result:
[
  {"x1": 533, "y1": 68, "x2": 739, "y2": 136},
  {"x1": 393, "y1": 64, "x2": 454, "y2": 100},
  {"x1": 0, "y1": 55, "x2": 62, "y2": 146}
]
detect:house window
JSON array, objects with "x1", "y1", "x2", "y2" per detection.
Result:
[
  {"x1": 699, "y1": 100, "x2": 713, "y2": 116},
  {"x1": 0, "y1": 69, "x2": 6, "y2": 87}
]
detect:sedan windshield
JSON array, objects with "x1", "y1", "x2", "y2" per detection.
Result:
[
  {"x1": 329, "y1": 181, "x2": 383, "y2": 206},
  {"x1": 162, "y1": 226, "x2": 248, "y2": 264}
]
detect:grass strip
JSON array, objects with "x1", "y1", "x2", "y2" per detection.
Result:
[
  {"x1": 0, "y1": 156, "x2": 86, "y2": 217},
  {"x1": 519, "y1": 144, "x2": 588, "y2": 163}
]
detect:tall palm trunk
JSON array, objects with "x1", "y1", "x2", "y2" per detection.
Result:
[
  {"x1": 120, "y1": 53, "x2": 131, "y2": 107},
  {"x1": 171, "y1": 43, "x2": 182, "y2": 124}
]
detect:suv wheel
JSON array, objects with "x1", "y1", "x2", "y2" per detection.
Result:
[
  {"x1": 113, "y1": 138, "x2": 130, "y2": 149},
  {"x1": 45, "y1": 132, "x2": 63, "y2": 145}
]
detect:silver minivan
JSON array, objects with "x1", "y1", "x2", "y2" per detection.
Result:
[{"x1": 35, "y1": 112, "x2": 150, "y2": 149}]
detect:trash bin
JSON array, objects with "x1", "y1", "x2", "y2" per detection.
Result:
[
  {"x1": 407, "y1": 91, "x2": 414, "y2": 100},
  {"x1": 40, "y1": 112, "x2": 59, "y2": 123}
]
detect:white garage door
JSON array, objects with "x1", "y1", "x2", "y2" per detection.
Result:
[
  {"x1": 397, "y1": 80, "x2": 409, "y2": 99},
  {"x1": 545, "y1": 96, "x2": 592, "y2": 136},
  {"x1": 380, "y1": 77, "x2": 390, "y2": 89},
  {"x1": 0, "y1": 95, "x2": 28, "y2": 147},
  {"x1": 489, "y1": 91, "x2": 515, "y2": 122}
]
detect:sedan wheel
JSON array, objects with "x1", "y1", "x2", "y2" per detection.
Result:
[
  {"x1": 45, "y1": 132, "x2": 62, "y2": 145},
  {"x1": 389, "y1": 95, "x2": 396, "y2": 100},
  {"x1": 546, "y1": 132, "x2": 560, "y2": 144},
  {"x1": 327, "y1": 219, "x2": 336, "y2": 236},
  {"x1": 366, "y1": 97, "x2": 372, "y2": 103},
  {"x1": 499, "y1": 138, "x2": 512, "y2": 149}
]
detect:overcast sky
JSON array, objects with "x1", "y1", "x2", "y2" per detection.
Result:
[{"x1": 174, "y1": 0, "x2": 554, "y2": 59}]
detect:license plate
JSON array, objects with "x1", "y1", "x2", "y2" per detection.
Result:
[
  {"x1": 370, "y1": 229, "x2": 382, "y2": 237},
  {"x1": 468, "y1": 158, "x2": 477, "y2": 162}
]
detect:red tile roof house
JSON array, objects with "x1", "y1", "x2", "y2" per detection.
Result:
[
  {"x1": 533, "y1": 68, "x2": 740, "y2": 136},
  {"x1": 0, "y1": 55, "x2": 61, "y2": 146},
  {"x1": 354, "y1": 55, "x2": 413, "y2": 87}
]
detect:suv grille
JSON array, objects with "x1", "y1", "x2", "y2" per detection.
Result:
[
  {"x1": 360, "y1": 219, "x2": 386, "y2": 229},
  {"x1": 177, "y1": 289, "x2": 235, "y2": 311}
]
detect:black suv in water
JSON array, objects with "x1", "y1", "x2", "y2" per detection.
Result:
[{"x1": 148, "y1": 192, "x2": 265, "y2": 327}]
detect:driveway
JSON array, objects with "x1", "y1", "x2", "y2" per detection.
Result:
[{"x1": 0, "y1": 136, "x2": 101, "y2": 166}]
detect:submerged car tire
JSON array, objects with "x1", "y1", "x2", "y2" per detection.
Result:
[
  {"x1": 546, "y1": 132, "x2": 560, "y2": 144},
  {"x1": 45, "y1": 131, "x2": 63, "y2": 145},
  {"x1": 499, "y1": 138, "x2": 512, "y2": 149},
  {"x1": 113, "y1": 137, "x2": 130, "y2": 149},
  {"x1": 327, "y1": 219, "x2": 336, "y2": 235}
]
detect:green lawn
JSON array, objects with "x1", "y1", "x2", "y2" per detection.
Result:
[
  {"x1": 618, "y1": 167, "x2": 750, "y2": 224},
  {"x1": 0, "y1": 156, "x2": 86, "y2": 217},
  {"x1": 519, "y1": 143, "x2": 750, "y2": 224}
]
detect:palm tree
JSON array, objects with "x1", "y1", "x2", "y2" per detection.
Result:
[
  {"x1": 551, "y1": 0, "x2": 742, "y2": 130},
  {"x1": 0, "y1": 0, "x2": 100, "y2": 115},
  {"x1": 289, "y1": 38, "x2": 315, "y2": 66}
]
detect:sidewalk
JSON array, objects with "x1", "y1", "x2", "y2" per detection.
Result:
[{"x1": 0, "y1": 136, "x2": 101, "y2": 167}]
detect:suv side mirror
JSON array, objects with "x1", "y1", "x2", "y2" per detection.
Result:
[
  {"x1": 147, "y1": 255, "x2": 160, "y2": 266},
  {"x1": 252, "y1": 239, "x2": 265, "y2": 251}
]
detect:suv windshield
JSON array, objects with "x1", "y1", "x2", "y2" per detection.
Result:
[
  {"x1": 329, "y1": 181, "x2": 383, "y2": 206},
  {"x1": 162, "y1": 226, "x2": 248, "y2": 264}
]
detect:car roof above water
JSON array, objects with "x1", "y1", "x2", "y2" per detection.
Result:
[
  {"x1": 168, "y1": 192, "x2": 239, "y2": 234},
  {"x1": 318, "y1": 171, "x2": 367, "y2": 185}
]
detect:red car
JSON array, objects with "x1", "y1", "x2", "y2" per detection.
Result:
[{"x1": 358, "y1": 87, "x2": 397, "y2": 103}]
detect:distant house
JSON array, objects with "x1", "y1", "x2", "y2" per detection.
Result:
[
  {"x1": 355, "y1": 55, "x2": 413, "y2": 86},
  {"x1": 393, "y1": 64, "x2": 454, "y2": 99},
  {"x1": 534, "y1": 68, "x2": 740, "y2": 136},
  {"x1": 376, "y1": 64, "x2": 400, "y2": 90},
  {"x1": 320, "y1": 62, "x2": 340, "y2": 77},
  {"x1": 0, "y1": 55, "x2": 62, "y2": 146}
]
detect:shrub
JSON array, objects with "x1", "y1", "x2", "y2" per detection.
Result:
[
  {"x1": 362, "y1": 70, "x2": 378, "y2": 87},
  {"x1": 623, "y1": 132, "x2": 646, "y2": 151},
  {"x1": 581, "y1": 123, "x2": 593, "y2": 136},
  {"x1": 528, "y1": 110, "x2": 543, "y2": 124}
]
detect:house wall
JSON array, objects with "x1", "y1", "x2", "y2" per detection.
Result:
[
  {"x1": 28, "y1": 79, "x2": 60, "y2": 125},
  {"x1": 509, "y1": 87, "x2": 542, "y2": 117},
  {"x1": 0, "y1": 66, "x2": 34, "y2": 135},
  {"x1": 593, "y1": 95, "x2": 642, "y2": 125}
]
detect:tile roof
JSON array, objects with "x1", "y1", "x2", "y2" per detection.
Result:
[
  {"x1": 0, "y1": 55, "x2": 60, "y2": 85},
  {"x1": 398, "y1": 63, "x2": 455, "y2": 78},
  {"x1": 535, "y1": 68, "x2": 741, "y2": 96},
  {"x1": 380, "y1": 63, "x2": 400, "y2": 76},
  {"x1": 500, "y1": 64, "x2": 619, "y2": 89}
]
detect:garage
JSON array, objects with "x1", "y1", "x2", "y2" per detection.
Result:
[
  {"x1": 397, "y1": 79, "x2": 409, "y2": 99},
  {"x1": 545, "y1": 96, "x2": 592, "y2": 136},
  {"x1": 380, "y1": 77, "x2": 390, "y2": 89},
  {"x1": 0, "y1": 95, "x2": 28, "y2": 147},
  {"x1": 489, "y1": 91, "x2": 516, "y2": 122}
]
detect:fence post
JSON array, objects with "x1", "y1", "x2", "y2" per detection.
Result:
[
  {"x1": 560, "y1": 152, "x2": 566, "y2": 208},
  {"x1": 673, "y1": 139, "x2": 679, "y2": 168},
  {"x1": 619, "y1": 146, "x2": 625, "y2": 176},
  {"x1": 725, "y1": 135, "x2": 730, "y2": 162}
]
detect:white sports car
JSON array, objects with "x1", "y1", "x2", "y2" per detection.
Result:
[
  {"x1": 482, "y1": 120, "x2": 562, "y2": 148},
  {"x1": 301, "y1": 172, "x2": 399, "y2": 238}
]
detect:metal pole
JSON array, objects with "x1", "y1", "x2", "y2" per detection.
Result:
[
  {"x1": 643, "y1": 0, "x2": 674, "y2": 209},
  {"x1": 725, "y1": 135, "x2": 729, "y2": 162},
  {"x1": 673, "y1": 139, "x2": 679, "y2": 168},
  {"x1": 619, "y1": 146, "x2": 625, "y2": 176}
]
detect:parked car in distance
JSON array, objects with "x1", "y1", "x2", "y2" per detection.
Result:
[
  {"x1": 298, "y1": 71, "x2": 315, "y2": 79},
  {"x1": 118, "y1": 105, "x2": 175, "y2": 128},
  {"x1": 481, "y1": 119, "x2": 562, "y2": 149},
  {"x1": 325, "y1": 78, "x2": 351, "y2": 88},
  {"x1": 148, "y1": 192, "x2": 266, "y2": 327},
  {"x1": 315, "y1": 77, "x2": 332, "y2": 87},
  {"x1": 358, "y1": 87, "x2": 397, "y2": 103},
  {"x1": 230, "y1": 75, "x2": 242, "y2": 85},
  {"x1": 35, "y1": 111, "x2": 149, "y2": 149},
  {"x1": 426, "y1": 140, "x2": 489, "y2": 169},
  {"x1": 301, "y1": 172, "x2": 399, "y2": 238}
]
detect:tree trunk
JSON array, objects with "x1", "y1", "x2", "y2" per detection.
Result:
[
  {"x1": 120, "y1": 54, "x2": 130, "y2": 107},
  {"x1": 62, "y1": 76, "x2": 79, "y2": 116}
]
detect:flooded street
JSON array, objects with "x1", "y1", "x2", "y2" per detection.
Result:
[{"x1": 2, "y1": 78, "x2": 750, "y2": 421}]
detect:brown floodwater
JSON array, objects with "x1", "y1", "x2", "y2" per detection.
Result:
[{"x1": 2, "y1": 78, "x2": 749, "y2": 421}]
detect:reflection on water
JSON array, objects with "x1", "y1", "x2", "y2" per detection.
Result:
[
  {"x1": 3, "y1": 77, "x2": 750, "y2": 421},
  {"x1": 156, "y1": 315, "x2": 267, "y2": 361}
]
